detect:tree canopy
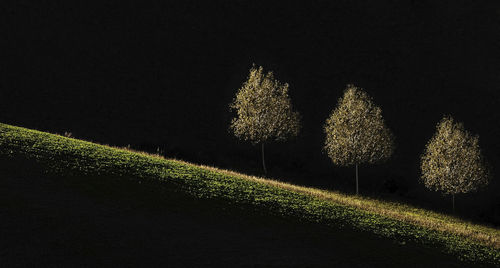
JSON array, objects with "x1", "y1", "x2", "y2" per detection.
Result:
[
  {"x1": 229, "y1": 65, "x2": 301, "y2": 145},
  {"x1": 324, "y1": 84, "x2": 394, "y2": 167},
  {"x1": 420, "y1": 116, "x2": 490, "y2": 195}
]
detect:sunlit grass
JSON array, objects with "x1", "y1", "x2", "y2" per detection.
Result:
[
  {"x1": 189, "y1": 162, "x2": 499, "y2": 248},
  {"x1": 0, "y1": 122, "x2": 498, "y2": 266}
]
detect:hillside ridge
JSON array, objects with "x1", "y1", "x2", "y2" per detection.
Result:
[{"x1": 0, "y1": 122, "x2": 498, "y2": 266}]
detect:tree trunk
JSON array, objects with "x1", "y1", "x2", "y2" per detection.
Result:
[
  {"x1": 261, "y1": 143, "x2": 267, "y2": 174},
  {"x1": 452, "y1": 194, "x2": 455, "y2": 213},
  {"x1": 355, "y1": 164, "x2": 359, "y2": 195}
]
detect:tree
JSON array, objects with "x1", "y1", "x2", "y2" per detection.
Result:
[
  {"x1": 324, "y1": 84, "x2": 394, "y2": 195},
  {"x1": 229, "y1": 65, "x2": 301, "y2": 174},
  {"x1": 420, "y1": 116, "x2": 490, "y2": 212}
]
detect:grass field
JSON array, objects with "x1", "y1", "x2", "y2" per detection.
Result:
[{"x1": 0, "y1": 122, "x2": 499, "y2": 267}]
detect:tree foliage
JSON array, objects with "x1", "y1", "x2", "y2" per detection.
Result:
[
  {"x1": 420, "y1": 116, "x2": 489, "y2": 195},
  {"x1": 324, "y1": 84, "x2": 394, "y2": 166},
  {"x1": 229, "y1": 65, "x2": 301, "y2": 144}
]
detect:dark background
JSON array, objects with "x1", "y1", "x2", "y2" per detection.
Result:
[{"x1": 2, "y1": 1, "x2": 500, "y2": 224}]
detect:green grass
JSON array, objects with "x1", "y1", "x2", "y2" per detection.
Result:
[{"x1": 0, "y1": 122, "x2": 499, "y2": 266}]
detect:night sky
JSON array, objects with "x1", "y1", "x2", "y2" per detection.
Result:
[{"x1": 3, "y1": 1, "x2": 500, "y2": 222}]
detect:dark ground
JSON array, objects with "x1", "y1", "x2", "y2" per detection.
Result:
[{"x1": 0, "y1": 158, "x2": 492, "y2": 267}]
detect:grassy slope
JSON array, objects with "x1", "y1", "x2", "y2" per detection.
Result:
[
  {"x1": 0, "y1": 123, "x2": 498, "y2": 266},
  {"x1": 0, "y1": 158, "x2": 469, "y2": 267}
]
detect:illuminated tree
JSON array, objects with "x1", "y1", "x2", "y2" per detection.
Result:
[
  {"x1": 229, "y1": 65, "x2": 301, "y2": 174},
  {"x1": 420, "y1": 116, "x2": 490, "y2": 212},
  {"x1": 324, "y1": 84, "x2": 394, "y2": 194}
]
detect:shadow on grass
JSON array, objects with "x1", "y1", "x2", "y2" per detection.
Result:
[{"x1": 0, "y1": 157, "x2": 492, "y2": 267}]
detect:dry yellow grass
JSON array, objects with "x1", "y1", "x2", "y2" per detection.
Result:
[
  {"x1": 3, "y1": 123, "x2": 498, "y2": 265},
  {"x1": 165, "y1": 158, "x2": 500, "y2": 249},
  {"x1": 73, "y1": 142, "x2": 500, "y2": 249}
]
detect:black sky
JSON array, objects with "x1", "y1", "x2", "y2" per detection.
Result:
[{"x1": 2, "y1": 1, "x2": 500, "y2": 221}]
